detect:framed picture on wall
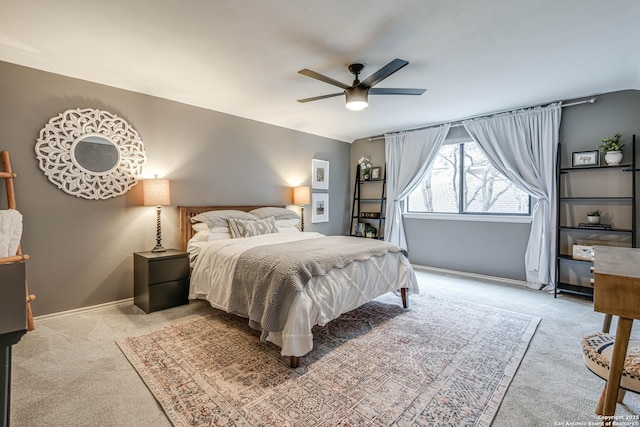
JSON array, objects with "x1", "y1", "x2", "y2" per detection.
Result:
[
  {"x1": 312, "y1": 159, "x2": 329, "y2": 190},
  {"x1": 311, "y1": 193, "x2": 329, "y2": 223}
]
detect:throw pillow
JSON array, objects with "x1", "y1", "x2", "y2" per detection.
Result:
[{"x1": 228, "y1": 216, "x2": 278, "y2": 238}]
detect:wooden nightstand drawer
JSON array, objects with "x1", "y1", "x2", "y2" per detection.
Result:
[
  {"x1": 148, "y1": 257, "x2": 189, "y2": 285},
  {"x1": 134, "y1": 249, "x2": 190, "y2": 313},
  {"x1": 148, "y1": 279, "x2": 190, "y2": 312}
]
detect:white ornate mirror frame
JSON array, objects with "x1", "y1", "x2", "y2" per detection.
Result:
[{"x1": 35, "y1": 108, "x2": 147, "y2": 200}]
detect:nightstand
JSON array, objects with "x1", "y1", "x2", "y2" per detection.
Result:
[{"x1": 134, "y1": 249, "x2": 190, "y2": 313}]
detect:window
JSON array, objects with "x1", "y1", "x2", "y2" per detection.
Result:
[{"x1": 407, "y1": 140, "x2": 530, "y2": 215}]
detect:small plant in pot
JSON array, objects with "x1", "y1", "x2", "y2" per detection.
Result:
[
  {"x1": 364, "y1": 223, "x2": 377, "y2": 238},
  {"x1": 587, "y1": 208, "x2": 601, "y2": 224},
  {"x1": 599, "y1": 133, "x2": 624, "y2": 165},
  {"x1": 358, "y1": 156, "x2": 372, "y2": 180}
]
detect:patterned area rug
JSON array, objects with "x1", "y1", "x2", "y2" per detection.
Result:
[{"x1": 117, "y1": 293, "x2": 539, "y2": 426}]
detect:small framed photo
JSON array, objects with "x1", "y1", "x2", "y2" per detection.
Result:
[
  {"x1": 311, "y1": 193, "x2": 329, "y2": 223},
  {"x1": 371, "y1": 167, "x2": 381, "y2": 180},
  {"x1": 572, "y1": 150, "x2": 599, "y2": 167},
  {"x1": 312, "y1": 159, "x2": 329, "y2": 190}
]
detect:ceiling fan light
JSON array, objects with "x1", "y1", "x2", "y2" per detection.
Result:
[
  {"x1": 345, "y1": 87, "x2": 368, "y2": 111},
  {"x1": 346, "y1": 100, "x2": 368, "y2": 111}
]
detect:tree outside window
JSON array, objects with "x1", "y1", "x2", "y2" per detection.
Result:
[{"x1": 407, "y1": 141, "x2": 530, "y2": 215}]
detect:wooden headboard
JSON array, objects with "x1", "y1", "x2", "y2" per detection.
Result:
[{"x1": 178, "y1": 205, "x2": 282, "y2": 251}]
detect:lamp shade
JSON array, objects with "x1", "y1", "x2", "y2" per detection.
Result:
[
  {"x1": 142, "y1": 179, "x2": 171, "y2": 206},
  {"x1": 345, "y1": 87, "x2": 368, "y2": 111},
  {"x1": 293, "y1": 185, "x2": 311, "y2": 205}
]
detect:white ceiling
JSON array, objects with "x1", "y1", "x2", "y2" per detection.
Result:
[{"x1": 2, "y1": 0, "x2": 640, "y2": 142}]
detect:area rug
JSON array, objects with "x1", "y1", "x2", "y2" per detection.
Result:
[{"x1": 117, "y1": 293, "x2": 539, "y2": 426}]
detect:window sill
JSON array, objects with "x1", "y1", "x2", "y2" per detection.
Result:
[{"x1": 403, "y1": 212, "x2": 532, "y2": 224}]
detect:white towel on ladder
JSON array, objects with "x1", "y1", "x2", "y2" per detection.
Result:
[{"x1": 0, "y1": 209, "x2": 23, "y2": 258}]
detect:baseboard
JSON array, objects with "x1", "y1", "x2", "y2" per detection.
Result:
[
  {"x1": 33, "y1": 268, "x2": 524, "y2": 322},
  {"x1": 34, "y1": 298, "x2": 134, "y2": 322},
  {"x1": 411, "y1": 264, "x2": 527, "y2": 287}
]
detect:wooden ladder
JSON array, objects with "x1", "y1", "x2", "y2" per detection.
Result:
[{"x1": 1, "y1": 151, "x2": 35, "y2": 331}]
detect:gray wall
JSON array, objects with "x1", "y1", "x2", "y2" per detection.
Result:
[
  {"x1": 352, "y1": 90, "x2": 640, "y2": 282},
  {"x1": 0, "y1": 61, "x2": 351, "y2": 316}
]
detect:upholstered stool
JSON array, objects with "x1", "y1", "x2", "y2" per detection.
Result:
[{"x1": 582, "y1": 331, "x2": 640, "y2": 414}]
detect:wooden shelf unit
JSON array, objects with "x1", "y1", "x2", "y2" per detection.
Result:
[{"x1": 555, "y1": 136, "x2": 638, "y2": 298}]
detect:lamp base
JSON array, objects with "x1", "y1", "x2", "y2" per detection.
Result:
[{"x1": 151, "y1": 205, "x2": 165, "y2": 253}]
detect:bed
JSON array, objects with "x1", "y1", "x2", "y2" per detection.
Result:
[{"x1": 179, "y1": 205, "x2": 418, "y2": 368}]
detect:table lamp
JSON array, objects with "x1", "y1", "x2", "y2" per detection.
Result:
[{"x1": 142, "y1": 177, "x2": 171, "y2": 252}]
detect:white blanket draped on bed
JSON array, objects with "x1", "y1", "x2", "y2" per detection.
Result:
[
  {"x1": 188, "y1": 232, "x2": 418, "y2": 357},
  {"x1": 0, "y1": 209, "x2": 22, "y2": 258}
]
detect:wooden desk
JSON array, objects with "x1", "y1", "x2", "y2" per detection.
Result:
[{"x1": 593, "y1": 246, "x2": 640, "y2": 423}]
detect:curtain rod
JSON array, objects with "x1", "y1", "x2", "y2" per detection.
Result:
[{"x1": 367, "y1": 97, "x2": 597, "y2": 141}]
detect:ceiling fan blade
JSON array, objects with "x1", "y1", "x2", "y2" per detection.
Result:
[
  {"x1": 297, "y1": 93, "x2": 344, "y2": 103},
  {"x1": 359, "y1": 59, "x2": 409, "y2": 88},
  {"x1": 369, "y1": 88, "x2": 426, "y2": 95},
  {"x1": 298, "y1": 69, "x2": 350, "y2": 90}
]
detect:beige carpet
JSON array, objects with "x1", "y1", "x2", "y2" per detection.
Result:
[{"x1": 117, "y1": 293, "x2": 539, "y2": 426}]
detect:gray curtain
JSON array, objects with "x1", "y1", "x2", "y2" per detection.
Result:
[
  {"x1": 463, "y1": 104, "x2": 561, "y2": 289},
  {"x1": 384, "y1": 124, "x2": 451, "y2": 249}
]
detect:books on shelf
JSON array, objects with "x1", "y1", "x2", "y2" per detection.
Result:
[
  {"x1": 578, "y1": 223, "x2": 611, "y2": 230},
  {"x1": 353, "y1": 222, "x2": 378, "y2": 238}
]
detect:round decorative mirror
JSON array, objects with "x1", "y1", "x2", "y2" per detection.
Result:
[
  {"x1": 35, "y1": 108, "x2": 147, "y2": 200},
  {"x1": 72, "y1": 135, "x2": 120, "y2": 174}
]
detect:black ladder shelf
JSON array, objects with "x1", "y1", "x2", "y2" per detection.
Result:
[
  {"x1": 350, "y1": 164, "x2": 386, "y2": 239},
  {"x1": 554, "y1": 135, "x2": 638, "y2": 299}
]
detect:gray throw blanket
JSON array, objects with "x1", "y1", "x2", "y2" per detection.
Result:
[{"x1": 228, "y1": 236, "x2": 407, "y2": 334}]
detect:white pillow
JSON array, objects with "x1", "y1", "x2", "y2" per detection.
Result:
[
  {"x1": 209, "y1": 232, "x2": 232, "y2": 240},
  {"x1": 190, "y1": 210, "x2": 256, "y2": 228},
  {"x1": 277, "y1": 226, "x2": 301, "y2": 233},
  {"x1": 276, "y1": 218, "x2": 300, "y2": 228},
  {"x1": 228, "y1": 216, "x2": 278, "y2": 238},
  {"x1": 192, "y1": 230, "x2": 210, "y2": 241},
  {"x1": 192, "y1": 222, "x2": 209, "y2": 232},
  {"x1": 192, "y1": 224, "x2": 231, "y2": 242},
  {"x1": 209, "y1": 226, "x2": 231, "y2": 234},
  {"x1": 250, "y1": 207, "x2": 299, "y2": 220}
]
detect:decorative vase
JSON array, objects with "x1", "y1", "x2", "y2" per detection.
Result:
[
  {"x1": 604, "y1": 150, "x2": 623, "y2": 165},
  {"x1": 587, "y1": 215, "x2": 600, "y2": 224},
  {"x1": 364, "y1": 174, "x2": 370, "y2": 181}
]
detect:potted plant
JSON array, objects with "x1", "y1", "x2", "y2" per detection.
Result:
[
  {"x1": 599, "y1": 133, "x2": 624, "y2": 165},
  {"x1": 364, "y1": 223, "x2": 377, "y2": 238},
  {"x1": 587, "y1": 208, "x2": 601, "y2": 224},
  {"x1": 358, "y1": 157, "x2": 372, "y2": 180}
]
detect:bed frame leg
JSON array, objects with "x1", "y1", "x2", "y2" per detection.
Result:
[{"x1": 290, "y1": 356, "x2": 300, "y2": 368}]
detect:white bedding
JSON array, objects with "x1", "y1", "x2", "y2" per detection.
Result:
[{"x1": 188, "y1": 232, "x2": 418, "y2": 357}]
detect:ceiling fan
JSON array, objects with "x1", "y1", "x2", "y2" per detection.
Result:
[{"x1": 297, "y1": 58, "x2": 425, "y2": 111}]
